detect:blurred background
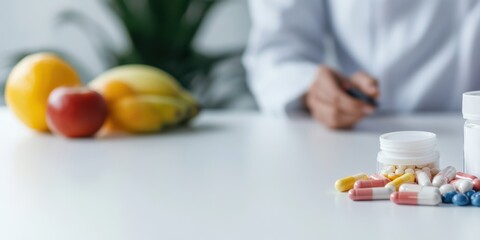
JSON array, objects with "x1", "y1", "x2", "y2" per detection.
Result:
[{"x1": 0, "y1": 0, "x2": 256, "y2": 109}]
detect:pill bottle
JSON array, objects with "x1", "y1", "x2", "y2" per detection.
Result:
[
  {"x1": 463, "y1": 91, "x2": 480, "y2": 177},
  {"x1": 377, "y1": 131, "x2": 439, "y2": 180}
]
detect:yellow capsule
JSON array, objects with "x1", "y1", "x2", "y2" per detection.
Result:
[
  {"x1": 335, "y1": 173, "x2": 368, "y2": 192},
  {"x1": 385, "y1": 173, "x2": 415, "y2": 192},
  {"x1": 386, "y1": 174, "x2": 400, "y2": 181}
]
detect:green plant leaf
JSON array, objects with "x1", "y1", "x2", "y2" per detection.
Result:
[
  {"x1": 172, "y1": 0, "x2": 216, "y2": 57},
  {"x1": 6, "y1": 0, "x2": 242, "y2": 92}
]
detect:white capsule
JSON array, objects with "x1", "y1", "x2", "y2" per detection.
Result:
[
  {"x1": 395, "y1": 168, "x2": 405, "y2": 175},
  {"x1": 399, "y1": 184, "x2": 440, "y2": 195},
  {"x1": 432, "y1": 166, "x2": 456, "y2": 187},
  {"x1": 397, "y1": 165, "x2": 407, "y2": 170},
  {"x1": 405, "y1": 168, "x2": 415, "y2": 174},
  {"x1": 439, "y1": 184, "x2": 456, "y2": 195},
  {"x1": 415, "y1": 171, "x2": 432, "y2": 186},
  {"x1": 454, "y1": 179, "x2": 474, "y2": 193},
  {"x1": 422, "y1": 167, "x2": 431, "y2": 173}
]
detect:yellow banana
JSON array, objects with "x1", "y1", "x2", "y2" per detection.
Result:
[
  {"x1": 110, "y1": 95, "x2": 189, "y2": 133},
  {"x1": 89, "y1": 65, "x2": 183, "y2": 97},
  {"x1": 110, "y1": 96, "x2": 163, "y2": 133},
  {"x1": 89, "y1": 65, "x2": 201, "y2": 133},
  {"x1": 138, "y1": 95, "x2": 189, "y2": 126}
]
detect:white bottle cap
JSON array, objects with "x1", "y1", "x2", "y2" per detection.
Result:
[
  {"x1": 463, "y1": 91, "x2": 480, "y2": 120},
  {"x1": 380, "y1": 131, "x2": 436, "y2": 149},
  {"x1": 377, "y1": 151, "x2": 439, "y2": 165},
  {"x1": 378, "y1": 131, "x2": 437, "y2": 165}
]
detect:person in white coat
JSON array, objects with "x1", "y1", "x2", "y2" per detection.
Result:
[{"x1": 243, "y1": 0, "x2": 480, "y2": 129}]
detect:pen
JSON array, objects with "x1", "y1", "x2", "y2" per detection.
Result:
[{"x1": 344, "y1": 85, "x2": 378, "y2": 107}]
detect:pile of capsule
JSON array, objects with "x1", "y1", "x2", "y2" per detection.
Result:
[
  {"x1": 379, "y1": 164, "x2": 438, "y2": 181},
  {"x1": 335, "y1": 166, "x2": 480, "y2": 206}
]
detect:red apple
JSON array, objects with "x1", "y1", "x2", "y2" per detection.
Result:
[{"x1": 47, "y1": 87, "x2": 108, "y2": 138}]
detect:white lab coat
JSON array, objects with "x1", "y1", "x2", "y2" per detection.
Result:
[{"x1": 243, "y1": 0, "x2": 480, "y2": 115}]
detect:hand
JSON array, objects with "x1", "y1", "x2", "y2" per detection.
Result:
[{"x1": 305, "y1": 66, "x2": 379, "y2": 129}]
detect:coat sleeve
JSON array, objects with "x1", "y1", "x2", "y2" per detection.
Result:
[{"x1": 243, "y1": 0, "x2": 329, "y2": 116}]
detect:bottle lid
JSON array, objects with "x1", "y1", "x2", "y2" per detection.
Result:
[
  {"x1": 463, "y1": 91, "x2": 480, "y2": 120},
  {"x1": 380, "y1": 131, "x2": 436, "y2": 149},
  {"x1": 380, "y1": 142, "x2": 436, "y2": 153},
  {"x1": 377, "y1": 151, "x2": 439, "y2": 165},
  {"x1": 380, "y1": 147, "x2": 435, "y2": 158}
]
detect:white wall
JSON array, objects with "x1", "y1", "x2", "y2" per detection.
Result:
[{"x1": 0, "y1": 0, "x2": 251, "y2": 80}]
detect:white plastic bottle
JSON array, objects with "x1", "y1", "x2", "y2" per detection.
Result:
[
  {"x1": 463, "y1": 92, "x2": 480, "y2": 177},
  {"x1": 376, "y1": 131, "x2": 439, "y2": 180}
]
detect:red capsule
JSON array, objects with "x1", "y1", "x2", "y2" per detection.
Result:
[
  {"x1": 455, "y1": 172, "x2": 478, "y2": 181},
  {"x1": 354, "y1": 179, "x2": 390, "y2": 189}
]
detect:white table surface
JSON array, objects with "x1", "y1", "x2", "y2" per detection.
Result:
[{"x1": 0, "y1": 107, "x2": 476, "y2": 240}]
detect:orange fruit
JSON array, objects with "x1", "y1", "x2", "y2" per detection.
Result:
[
  {"x1": 94, "y1": 80, "x2": 136, "y2": 131},
  {"x1": 99, "y1": 80, "x2": 136, "y2": 104},
  {"x1": 5, "y1": 53, "x2": 82, "y2": 131}
]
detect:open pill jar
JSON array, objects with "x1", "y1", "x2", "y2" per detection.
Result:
[{"x1": 377, "y1": 131, "x2": 439, "y2": 180}]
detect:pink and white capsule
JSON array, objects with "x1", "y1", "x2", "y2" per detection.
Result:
[
  {"x1": 349, "y1": 187, "x2": 393, "y2": 201},
  {"x1": 369, "y1": 174, "x2": 389, "y2": 180},
  {"x1": 473, "y1": 179, "x2": 480, "y2": 191},
  {"x1": 453, "y1": 179, "x2": 474, "y2": 193},
  {"x1": 354, "y1": 179, "x2": 390, "y2": 189},
  {"x1": 432, "y1": 166, "x2": 456, "y2": 187},
  {"x1": 390, "y1": 190, "x2": 441, "y2": 206},
  {"x1": 455, "y1": 172, "x2": 478, "y2": 181}
]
